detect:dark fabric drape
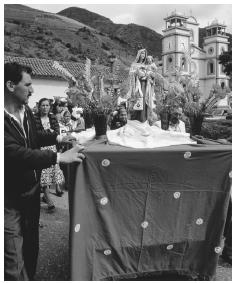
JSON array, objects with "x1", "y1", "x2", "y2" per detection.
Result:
[{"x1": 69, "y1": 143, "x2": 231, "y2": 281}]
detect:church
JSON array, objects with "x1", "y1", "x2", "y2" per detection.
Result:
[{"x1": 161, "y1": 12, "x2": 230, "y2": 100}]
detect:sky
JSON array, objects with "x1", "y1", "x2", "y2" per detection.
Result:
[{"x1": 26, "y1": 3, "x2": 232, "y2": 34}]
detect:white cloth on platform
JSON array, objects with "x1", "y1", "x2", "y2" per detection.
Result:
[{"x1": 106, "y1": 120, "x2": 196, "y2": 149}]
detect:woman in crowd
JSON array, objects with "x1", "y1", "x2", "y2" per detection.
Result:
[
  {"x1": 60, "y1": 110, "x2": 85, "y2": 134},
  {"x1": 52, "y1": 101, "x2": 64, "y2": 123},
  {"x1": 34, "y1": 98, "x2": 64, "y2": 211}
]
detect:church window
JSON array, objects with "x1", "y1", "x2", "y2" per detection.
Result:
[
  {"x1": 207, "y1": 29, "x2": 212, "y2": 37},
  {"x1": 221, "y1": 64, "x2": 226, "y2": 74},
  {"x1": 208, "y1": 47, "x2": 214, "y2": 55},
  {"x1": 207, "y1": 61, "x2": 215, "y2": 75},
  {"x1": 212, "y1": 27, "x2": 217, "y2": 35},
  {"x1": 180, "y1": 56, "x2": 187, "y2": 71},
  {"x1": 166, "y1": 55, "x2": 173, "y2": 70}
]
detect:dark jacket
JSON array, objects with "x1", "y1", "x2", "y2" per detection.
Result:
[
  {"x1": 4, "y1": 105, "x2": 58, "y2": 200},
  {"x1": 110, "y1": 116, "x2": 127, "y2": 130},
  {"x1": 34, "y1": 112, "x2": 60, "y2": 135}
]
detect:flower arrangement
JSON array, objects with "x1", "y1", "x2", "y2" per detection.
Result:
[{"x1": 153, "y1": 66, "x2": 229, "y2": 135}]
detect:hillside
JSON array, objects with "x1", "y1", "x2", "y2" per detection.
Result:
[
  {"x1": 4, "y1": 4, "x2": 162, "y2": 67},
  {"x1": 4, "y1": 5, "x2": 131, "y2": 66},
  {"x1": 58, "y1": 7, "x2": 163, "y2": 59}
]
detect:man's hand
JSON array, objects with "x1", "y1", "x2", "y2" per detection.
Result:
[
  {"x1": 60, "y1": 145, "x2": 85, "y2": 164},
  {"x1": 61, "y1": 134, "x2": 76, "y2": 143}
]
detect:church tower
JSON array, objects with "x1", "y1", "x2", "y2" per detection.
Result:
[
  {"x1": 162, "y1": 12, "x2": 191, "y2": 76},
  {"x1": 203, "y1": 20, "x2": 229, "y2": 89}
]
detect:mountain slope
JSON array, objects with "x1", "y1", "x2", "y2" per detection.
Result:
[
  {"x1": 58, "y1": 7, "x2": 163, "y2": 58},
  {"x1": 4, "y1": 4, "x2": 136, "y2": 66}
]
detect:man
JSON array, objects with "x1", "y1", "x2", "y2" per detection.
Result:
[
  {"x1": 4, "y1": 62, "x2": 85, "y2": 280},
  {"x1": 154, "y1": 107, "x2": 186, "y2": 133},
  {"x1": 110, "y1": 107, "x2": 128, "y2": 130}
]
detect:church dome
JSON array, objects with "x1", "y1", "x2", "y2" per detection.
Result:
[
  {"x1": 187, "y1": 16, "x2": 198, "y2": 23},
  {"x1": 211, "y1": 19, "x2": 219, "y2": 25}
]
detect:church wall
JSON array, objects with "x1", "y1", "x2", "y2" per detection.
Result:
[
  {"x1": 198, "y1": 57, "x2": 207, "y2": 78},
  {"x1": 203, "y1": 78, "x2": 216, "y2": 98},
  {"x1": 186, "y1": 22, "x2": 199, "y2": 46}
]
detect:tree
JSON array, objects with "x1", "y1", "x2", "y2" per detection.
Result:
[{"x1": 219, "y1": 50, "x2": 232, "y2": 77}]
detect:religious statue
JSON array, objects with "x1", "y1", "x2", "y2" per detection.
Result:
[
  {"x1": 145, "y1": 55, "x2": 158, "y2": 117},
  {"x1": 127, "y1": 49, "x2": 158, "y2": 122}
]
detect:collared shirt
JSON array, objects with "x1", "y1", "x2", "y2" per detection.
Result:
[{"x1": 4, "y1": 105, "x2": 27, "y2": 138}]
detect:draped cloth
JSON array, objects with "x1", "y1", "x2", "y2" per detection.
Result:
[{"x1": 107, "y1": 120, "x2": 196, "y2": 148}]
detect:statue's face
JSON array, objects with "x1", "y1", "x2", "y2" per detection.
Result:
[{"x1": 140, "y1": 51, "x2": 146, "y2": 60}]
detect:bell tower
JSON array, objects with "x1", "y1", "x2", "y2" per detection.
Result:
[
  {"x1": 203, "y1": 20, "x2": 229, "y2": 88},
  {"x1": 162, "y1": 12, "x2": 191, "y2": 77}
]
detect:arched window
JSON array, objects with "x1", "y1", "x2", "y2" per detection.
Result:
[
  {"x1": 221, "y1": 47, "x2": 225, "y2": 54},
  {"x1": 166, "y1": 55, "x2": 174, "y2": 71},
  {"x1": 221, "y1": 64, "x2": 225, "y2": 74},
  {"x1": 180, "y1": 56, "x2": 187, "y2": 71},
  {"x1": 207, "y1": 60, "x2": 215, "y2": 75}
]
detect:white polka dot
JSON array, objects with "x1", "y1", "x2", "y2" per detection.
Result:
[
  {"x1": 141, "y1": 221, "x2": 149, "y2": 229},
  {"x1": 104, "y1": 249, "x2": 112, "y2": 255},
  {"x1": 196, "y1": 218, "x2": 203, "y2": 225},
  {"x1": 174, "y1": 192, "x2": 181, "y2": 199},
  {"x1": 229, "y1": 171, "x2": 232, "y2": 178},
  {"x1": 100, "y1": 197, "x2": 108, "y2": 206},
  {"x1": 102, "y1": 159, "x2": 110, "y2": 167},
  {"x1": 74, "y1": 224, "x2": 80, "y2": 232},
  {"x1": 184, "y1": 152, "x2": 191, "y2": 159},
  {"x1": 166, "y1": 244, "x2": 174, "y2": 250}
]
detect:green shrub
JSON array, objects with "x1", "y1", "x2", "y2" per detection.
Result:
[
  {"x1": 54, "y1": 37, "x2": 62, "y2": 42},
  {"x1": 4, "y1": 46, "x2": 10, "y2": 52},
  {"x1": 70, "y1": 56, "x2": 78, "y2": 62},
  {"x1": 35, "y1": 35, "x2": 44, "y2": 40},
  {"x1": 101, "y1": 42, "x2": 110, "y2": 50},
  {"x1": 4, "y1": 30, "x2": 11, "y2": 36}
]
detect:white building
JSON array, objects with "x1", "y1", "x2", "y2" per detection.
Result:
[{"x1": 161, "y1": 12, "x2": 230, "y2": 99}]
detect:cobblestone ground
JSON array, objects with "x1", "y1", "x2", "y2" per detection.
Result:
[{"x1": 35, "y1": 189, "x2": 232, "y2": 281}]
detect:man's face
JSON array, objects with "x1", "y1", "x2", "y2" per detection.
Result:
[
  {"x1": 119, "y1": 109, "x2": 127, "y2": 122},
  {"x1": 64, "y1": 113, "x2": 71, "y2": 124},
  {"x1": 12, "y1": 72, "x2": 33, "y2": 105}
]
